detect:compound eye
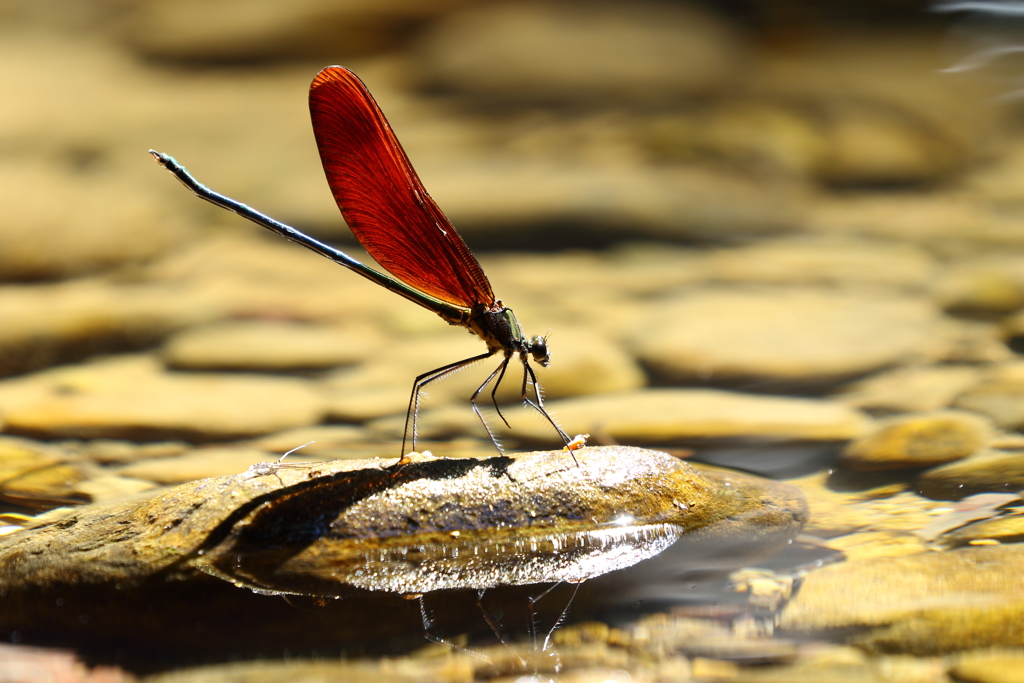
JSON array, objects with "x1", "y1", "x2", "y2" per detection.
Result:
[{"x1": 530, "y1": 335, "x2": 550, "y2": 367}]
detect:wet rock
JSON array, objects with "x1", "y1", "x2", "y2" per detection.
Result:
[
  {"x1": 612, "y1": 612, "x2": 799, "y2": 665},
  {"x1": 141, "y1": 234, "x2": 413, "y2": 327},
  {"x1": 835, "y1": 365, "x2": 981, "y2": 414},
  {"x1": 953, "y1": 363, "x2": 1024, "y2": 431},
  {"x1": 938, "y1": 510, "x2": 1024, "y2": 548},
  {"x1": 810, "y1": 99, "x2": 967, "y2": 186},
  {"x1": 114, "y1": 446, "x2": 285, "y2": 485},
  {"x1": 937, "y1": 254, "x2": 1024, "y2": 315},
  {"x1": 788, "y1": 471, "x2": 943, "y2": 538},
  {"x1": 0, "y1": 278, "x2": 221, "y2": 378},
  {"x1": 200, "y1": 450, "x2": 701, "y2": 595},
  {"x1": 826, "y1": 531, "x2": 928, "y2": 562},
  {"x1": 840, "y1": 411, "x2": 989, "y2": 472},
  {"x1": 702, "y1": 237, "x2": 935, "y2": 290},
  {"x1": 410, "y1": 388, "x2": 869, "y2": 446},
  {"x1": 808, "y1": 194, "x2": 1024, "y2": 254},
  {"x1": 630, "y1": 289, "x2": 944, "y2": 386},
  {"x1": 0, "y1": 436, "x2": 66, "y2": 483},
  {"x1": 71, "y1": 475, "x2": 160, "y2": 504},
  {"x1": 916, "y1": 493, "x2": 1021, "y2": 543},
  {"x1": 648, "y1": 96, "x2": 969, "y2": 187},
  {"x1": 426, "y1": 159, "x2": 805, "y2": 243},
  {"x1": 161, "y1": 319, "x2": 378, "y2": 371},
  {"x1": 744, "y1": 30, "x2": 997, "y2": 182},
  {"x1": 118, "y1": 0, "x2": 468, "y2": 63},
  {"x1": 253, "y1": 424, "x2": 369, "y2": 455},
  {"x1": 0, "y1": 436, "x2": 109, "y2": 510},
  {"x1": 711, "y1": 646, "x2": 947, "y2": 683},
  {"x1": 0, "y1": 158, "x2": 196, "y2": 282},
  {"x1": 0, "y1": 355, "x2": 327, "y2": 442},
  {"x1": 0, "y1": 447, "x2": 725, "y2": 590},
  {"x1": 917, "y1": 450, "x2": 1024, "y2": 500},
  {"x1": 417, "y1": 1, "x2": 744, "y2": 103},
  {"x1": 0, "y1": 447, "x2": 805, "y2": 655},
  {"x1": 779, "y1": 545, "x2": 1024, "y2": 655},
  {"x1": 61, "y1": 439, "x2": 190, "y2": 465},
  {"x1": 1, "y1": 461, "x2": 98, "y2": 509},
  {"x1": 949, "y1": 650, "x2": 1024, "y2": 683}
]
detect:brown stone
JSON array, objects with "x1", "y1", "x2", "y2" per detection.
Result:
[
  {"x1": 0, "y1": 355, "x2": 326, "y2": 442},
  {"x1": 779, "y1": 546, "x2": 1024, "y2": 655},
  {"x1": 631, "y1": 288, "x2": 944, "y2": 386},
  {"x1": 917, "y1": 450, "x2": 1024, "y2": 500},
  {"x1": 840, "y1": 411, "x2": 989, "y2": 471}
]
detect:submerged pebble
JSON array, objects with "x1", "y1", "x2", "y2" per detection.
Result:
[
  {"x1": 840, "y1": 411, "x2": 989, "y2": 472},
  {"x1": 779, "y1": 545, "x2": 1024, "y2": 655}
]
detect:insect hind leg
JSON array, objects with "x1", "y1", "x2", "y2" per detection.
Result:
[{"x1": 402, "y1": 350, "x2": 494, "y2": 459}]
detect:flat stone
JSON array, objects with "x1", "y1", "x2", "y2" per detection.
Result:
[
  {"x1": 840, "y1": 411, "x2": 990, "y2": 472},
  {"x1": 810, "y1": 99, "x2": 967, "y2": 186},
  {"x1": 917, "y1": 450, "x2": 1024, "y2": 500},
  {"x1": 1, "y1": 461, "x2": 99, "y2": 510},
  {"x1": 71, "y1": 475, "x2": 160, "y2": 503},
  {"x1": 426, "y1": 159, "x2": 805, "y2": 243},
  {"x1": 835, "y1": 365, "x2": 982, "y2": 413},
  {"x1": 779, "y1": 546, "x2": 1024, "y2": 655},
  {"x1": 114, "y1": 446, "x2": 283, "y2": 485},
  {"x1": 118, "y1": 0, "x2": 460, "y2": 62},
  {"x1": 253, "y1": 424, "x2": 369, "y2": 455},
  {"x1": 0, "y1": 278, "x2": 221, "y2": 378},
  {"x1": 630, "y1": 288, "x2": 943, "y2": 386},
  {"x1": 142, "y1": 233, "x2": 416, "y2": 327},
  {"x1": 0, "y1": 355, "x2": 326, "y2": 442},
  {"x1": 953, "y1": 363, "x2": 1024, "y2": 431},
  {"x1": 60, "y1": 439, "x2": 190, "y2": 465},
  {"x1": 937, "y1": 254, "x2": 1024, "y2": 315},
  {"x1": 949, "y1": 650, "x2": 1024, "y2": 683},
  {"x1": 701, "y1": 238, "x2": 935, "y2": 289},
  {"x1": 0, "y1": 157, "x2": 196, "y2": 282},
  {"x1": 808, "y1": 194, "x2": 1024, "y2": 254},
  {"x1": 161, "y1": 319, "x2": 379, "y2": 371},
  {"x1": 417, "y1": 1, "x2": 744, "y2": 102},
  {"x1": 410, "y1": 388, "x2": 869, "y2": 445},
  {"x1": 0, "y1": 436, "x2": 65, "y2": 483}
]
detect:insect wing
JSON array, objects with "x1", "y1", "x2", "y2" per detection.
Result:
[{"x1": 309, "y1": 66, "x2": 494, "y2": 309}]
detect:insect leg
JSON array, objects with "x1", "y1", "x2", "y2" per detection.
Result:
[
  {"x1": 520, "y1": 357, "x2": 574, "y2": 458},
  {"x1": 403, "y1": 351, "x2": 494, "y2": 458},
  {"x1": 469, "y1": 354, "x2": 513, "y2": 454}
]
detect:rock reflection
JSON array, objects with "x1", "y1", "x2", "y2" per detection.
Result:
[
  {"x1": 0, "y1": 445, "x2": 807, "y2": 663},
  {"x1": 197, "y1": 446, "x2": 715, "y2": 596},
  {"x1": 192, "y1": 446, "x2": 808, "y2": 621}
]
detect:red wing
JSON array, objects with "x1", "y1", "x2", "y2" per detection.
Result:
[{"x1": 309, "y1": 66, "x2": 494, "y2": 309}]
